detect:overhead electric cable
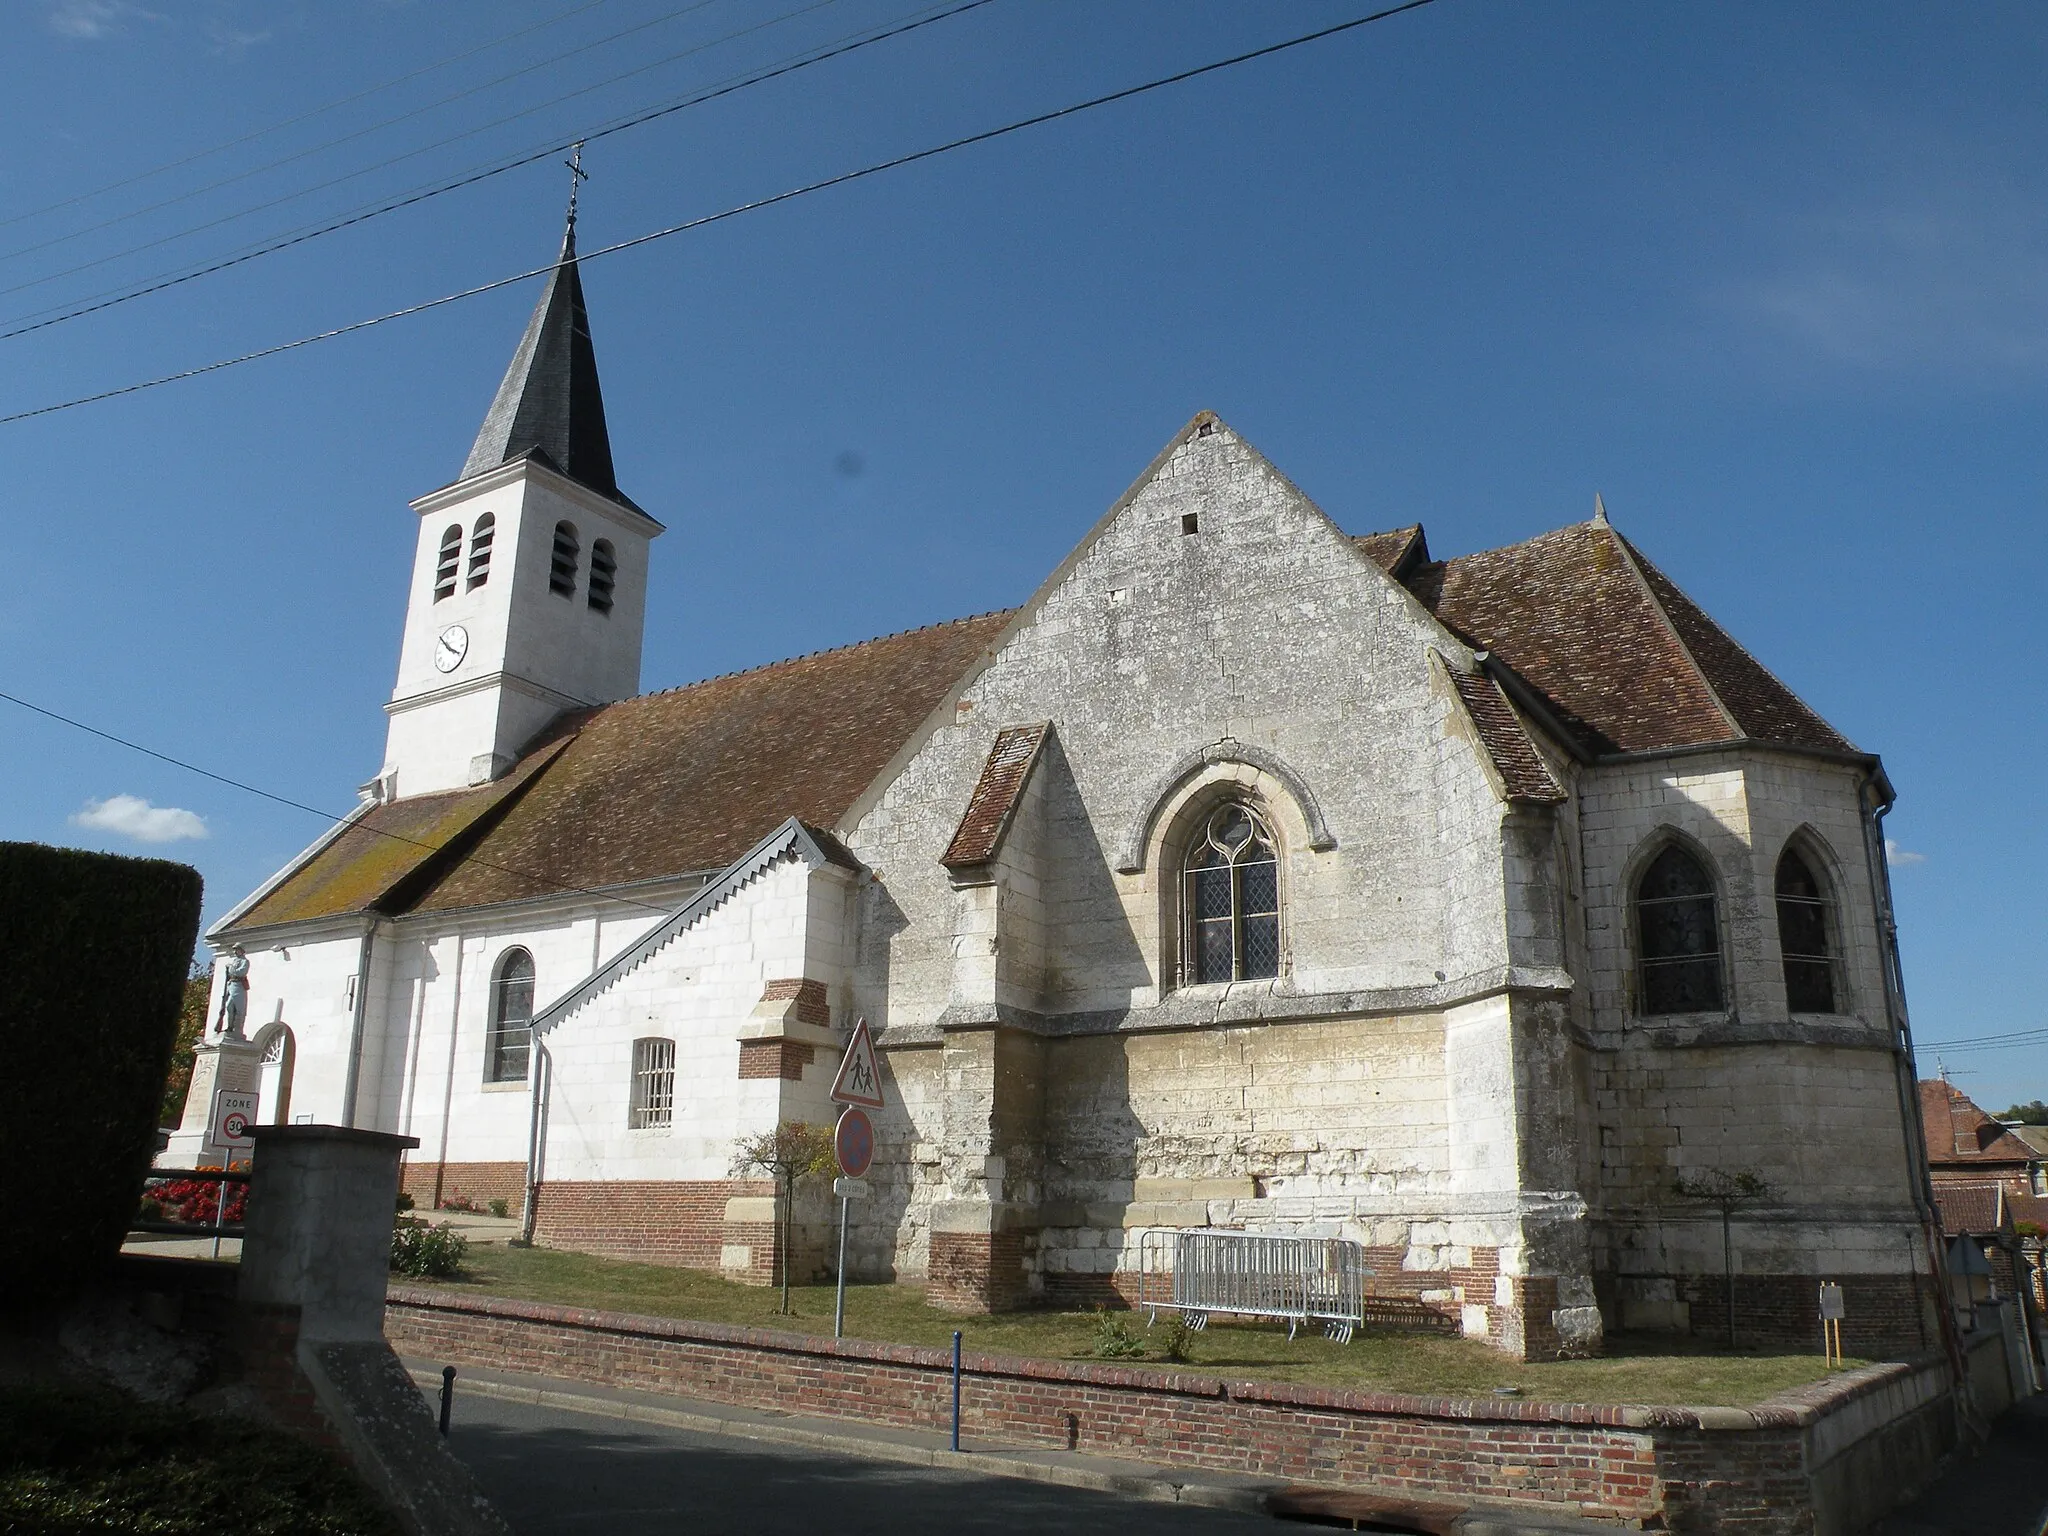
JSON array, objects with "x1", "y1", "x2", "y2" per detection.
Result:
[
  {"x1": 0, "y1": 686, "x2": 683, "y2": 920},
  {"x1": 0, "y1": 0, "x2": 985, "y2": 339},
  {"x1": 0, "y1": 0, "x2": 615, "y2": 237},
  {"x1": 0, "y1": 0, "x2": 1441, "y2": 425},
  {"x1": 0, "y1": 0, "x2": 817, "y2": 284}
]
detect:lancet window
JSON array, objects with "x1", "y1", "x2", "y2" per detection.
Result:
[
  {"x1": 1182, "y1": 802, "x2": 1281, "y2": 985},
  {"x1": 486, "y1": 948, "x2": 534, "y2": 1083},
  {"x1": 1634, "y1": 844, "x2": 1723, "y2": 1014},
  {"x1": 1776, "y1": 846, "x2": 1837, "y2": 1013}
]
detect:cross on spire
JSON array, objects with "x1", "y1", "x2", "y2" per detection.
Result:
[{"x1": 563, "y1": 141, "x2": 588, "y2": 254}]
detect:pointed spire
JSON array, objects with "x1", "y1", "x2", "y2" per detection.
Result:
[
  {"x1": 462, "y1": 158, "x2": 622, "y2": 503},
  {"x1": 1592, "y1": 493, "x2": 1609, "y2": 525}
]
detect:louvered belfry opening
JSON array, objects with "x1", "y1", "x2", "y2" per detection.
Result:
[
  {"x1": 588, "y1": 539, "x2": 616, "y2": 614},
  {"x1": 549, "y1": 521, "x2": 580, "y2": 597},
  {"x1": 466, "y1": 513, "x2": 496, "y2": 590},
  {"x1": 433, "y1": 524, "x2": 462, "y2": 601}
]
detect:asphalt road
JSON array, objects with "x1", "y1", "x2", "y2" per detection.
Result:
[{"x1": 443, "y1": 1393, "x2": 1285, "y2": 1536}]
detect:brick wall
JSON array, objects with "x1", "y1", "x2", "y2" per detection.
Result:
[
  {"x1": 1659, "y1": 1272, "x2": 1935, "y2": 1360},
  {"x1": 738, "y1": 1040, "x2": 815, "y2": 1080},
  {"x1": 533, "y1": 1179, "x2": 769, "y2": 1268},
  {"x1": 401, "y1": 1159, "x2": 525, "y2": 1211},
  {"x1": 385, "y1": 1289, "x2": 1956, "y2": 1535}
]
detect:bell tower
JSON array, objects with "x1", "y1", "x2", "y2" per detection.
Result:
[{"x1": 380, "y1": 218, "x2": 662, "y2": 799}]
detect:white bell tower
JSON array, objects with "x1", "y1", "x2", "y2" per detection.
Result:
[{"x1": 380, "y1": 221, "x2": 663, "y2": 799}]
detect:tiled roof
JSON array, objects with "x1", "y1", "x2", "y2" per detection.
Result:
[
  {"x1": 1448, "y1": 672, "x2": 1565, "y2": 804},
  {"x1": 1401, "y1": 520, "x2": 1856, "y2": 759},
  {"x1": 1934, "y1": 1183, "x2": 2007, "y2": 1236},
  {"x1": 942, "y1": 723, "x2": 1049, "y2": 869},
  {"x1": 1354, "y1": 524, "x2": 1429, "y2": 580},
  {"x1": 224, "y1": 613, "x2": 1012, "y2": 929},
  {"x1": 1921, "y1": 1079, "x2": 2042, "y2": 1169}
]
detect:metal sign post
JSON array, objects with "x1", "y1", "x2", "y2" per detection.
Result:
[
  {"x1": 829, "y1": 1024, "x2": 883, "y2": 1339},
  {"x1": 1818, "y1": 1281, "x2": 1845, "y2": 1367},
  {"x1": 207, "y1": 1089, "x2": 257, "y2": 1259}
]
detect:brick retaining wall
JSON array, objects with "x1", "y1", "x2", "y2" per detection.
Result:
[{"x1": 386, "y1": 1288, "x2": 1959, "y2": 1534}]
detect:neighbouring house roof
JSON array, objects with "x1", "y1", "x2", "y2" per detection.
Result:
[
  {"x1": 1920, "y1": 1079, "x2": 2043, "y2": 1172},
  {"x1": 1934, "y1": 1182, "x2": 2009, "y2": 1237},
  {"x1": 1447, "y1": 672, "x2": 1565, "y2": 805},
  {"x1": 461, "y1": 224, "x2": 633, "y2": 509},
  {"x1": 1370, "y1": 519, "x2": 1856, "y2": 761},
  {"x1": 222, "y1": 612, "x2": 1011, "y2": 932},
  {"x1": 942, "y1": 723, "x2": 1050, "y2": 869}
]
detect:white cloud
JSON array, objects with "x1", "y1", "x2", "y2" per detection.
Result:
[
  {"x1": 71, "y1": 794, "x2": 208, "y2": 844},
  {"x1": 1886, "y1": 838, "x2": 1926, "y2": 867},
  {"x1": 47, "y1": 0, "x2": 159, "y2": 39}
]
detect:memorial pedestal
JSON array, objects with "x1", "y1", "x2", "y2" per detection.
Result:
[{"x1": 161, "y1": 1037, "x2": 263, "y2": 1167}]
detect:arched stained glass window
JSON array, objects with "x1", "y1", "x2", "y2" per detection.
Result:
[
  {"x1": 1776, "y1": 847, "x2": 1836, "y2": 1013},
  {"x1": 1183, "y1": 803, "x2": 1280, "y2": 985},
  {"x1": 549, "y1": 521, "x2": 580, "y2": 597},
  {"x1": 1635, "y1": 845, "x2": 1723, "y2": 1014},
  {"x1": 433, "y1": 524, "x2": 462, "y2": 601},
  {"x1": 466, "y1": 513, "x2": 496, "y2": 591},
  {"x1": 487, "y1": 949, "x2": 534, "y2": 1083}
]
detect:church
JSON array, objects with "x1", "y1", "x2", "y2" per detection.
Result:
[{"x1": 184, "y1": 223, "x2": 1938, "y2": 1360}]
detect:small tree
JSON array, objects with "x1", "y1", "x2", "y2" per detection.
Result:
[
  {"x1": 159, "y1": 963, "x2": 211, "y2": 1129},
  {"x1": 730, "y1": 1121, "x2": 837, "y2": 1314},
  {"x1": 1673, "y1": 1167, "x2": 1777, "y2": 1350}
]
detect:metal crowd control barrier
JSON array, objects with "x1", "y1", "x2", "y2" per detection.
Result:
[{"x1": 1137, "y1": 1228, "x2": 1372, "y2": 1343}]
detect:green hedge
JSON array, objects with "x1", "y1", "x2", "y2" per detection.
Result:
[{"x1": 0, "y1": 842, "x2": 202, "y2": 1307}]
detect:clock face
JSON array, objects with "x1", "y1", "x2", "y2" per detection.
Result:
[{"x1": 434, "y1": 625, "x2": 469, "y2": 673}]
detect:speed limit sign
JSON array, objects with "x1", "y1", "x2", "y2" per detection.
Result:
[{"x1": 211, "y1": 1090, "x2": 257, "y2": 1152}]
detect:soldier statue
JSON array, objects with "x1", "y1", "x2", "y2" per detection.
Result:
[{"x1": 215, "y1": 944, "x2": 250, "y2": 1041}]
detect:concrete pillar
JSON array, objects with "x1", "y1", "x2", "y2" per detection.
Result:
[{"x1": 241, "y1": 1125, "x2": 419, "y2": 1342}]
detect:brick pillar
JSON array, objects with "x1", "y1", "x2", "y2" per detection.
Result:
[{"x1": 928, "y1": 1023, "x2": 1044, "y2": 1313}]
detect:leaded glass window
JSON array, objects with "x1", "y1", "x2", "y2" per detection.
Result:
[
  {"x1": 1635, "y1": 845, "x2": 1722, "y2": 1014},
  {"x1": 1776, "y1": 847, "x2": 1836, "y2": 1014},
  {"x1": 1183, "y1": 803, "x2": 1280, "y2": 985},
  {"x1": 486, "y1": 949, "x2": 534, "y2": 1083}
]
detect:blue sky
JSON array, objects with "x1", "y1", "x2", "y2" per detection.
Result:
[{"x1": 4, "y1": 1, "x2": 2043, "y2": 1108}]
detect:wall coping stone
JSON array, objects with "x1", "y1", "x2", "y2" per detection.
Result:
[{"x1": 386, "y1": 1286, "x2": 1935, "y2": 1432}]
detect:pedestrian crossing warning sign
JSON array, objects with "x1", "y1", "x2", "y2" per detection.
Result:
[{"x1": 830, "y1": 1018, "x2": 885, "y2": 1109}]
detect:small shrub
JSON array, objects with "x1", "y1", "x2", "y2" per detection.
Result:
[
  {"x1": 487, "y1": 1197, "x2": 510, "y2": 1219},
  {"x1": 1160, "y1": 1312, "x2": 1199, "y2": 1364},
  {"x1": 438, "y1": 1191, "x2": 478, "y2": 1213},
  {"x1": 390, "y1": 1221, "x2": 467, "y2": 1278},
  {"x1": 394, "y1": 1191, "x2": 415, "y2": 1213},
  {"x1": 1089, "y1": 1306, "x2": 1145, "y2": 1360}
]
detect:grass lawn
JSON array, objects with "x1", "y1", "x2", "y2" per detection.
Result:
[
  {"x1": 0, "y1": 1379, "x2": 399, "y2": 1536},
  {"x1": 413, "y1": 1244, "x2": 1861, "y2": 1408}
]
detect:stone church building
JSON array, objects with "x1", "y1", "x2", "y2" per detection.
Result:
[{"x1": 193, "y1": 228, "x2": 1937, "y2": 1359}]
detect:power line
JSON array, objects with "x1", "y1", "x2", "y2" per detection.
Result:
[
  {"x1": 0, "y1": 0, "x2": 984, "y2": 340},
  {"x1": 0, "y1": 687, "x2": 681, "y2": 921},
  {"x1": 0, "y1": 0, "x2": 742, "y2": 274},
  {"x1": 0, "y1": 0, "x2": 615, "y2": 238},
  {"x1": 0, "y1": 0, "x2": 1443, "y2": 424}
]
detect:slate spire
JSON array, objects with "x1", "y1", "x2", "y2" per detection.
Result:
[{"x1": 462, "y1": 209, "x2": 623, "y2": 502}]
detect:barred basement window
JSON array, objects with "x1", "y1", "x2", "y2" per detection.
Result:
[
  {"x1": 433, "y1": 524, "x2": 462, "y2": 601},
  {"x1": 486, "y1": 948, "x2": 534, "y2": 1083},
  {"x1": 465, "y1": 513, "x2": 495, "y2": 591},
  {"x1": 630, "y1": 1037, "x2": 675, "y2": 1128},
  {"x1": 1634, "y1": 844, "x2": 1723, "y2": 1015},
  {"x1": 1183, "y1": 802, "x2": 1280, "y2": 984},
  {"x1": 587, "y1": 539, "x2": 616, "y2": 614},
  {"x1": 1776, "y1": 847, "x2": 1837, "y2": 1013},
  {"x1": 549, "y1": 520, "x2": 580, "y2": 597}
]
